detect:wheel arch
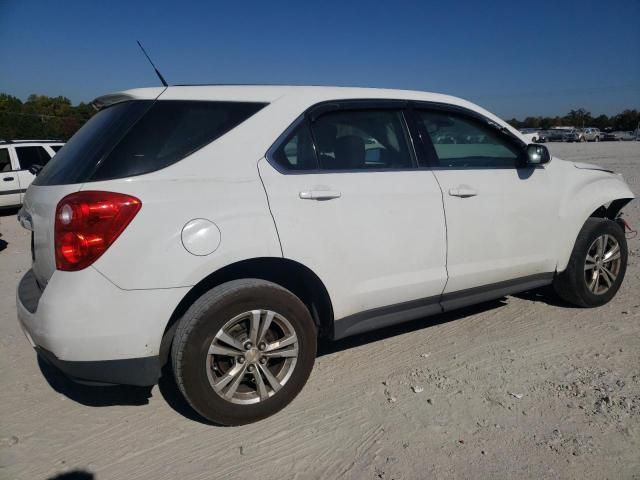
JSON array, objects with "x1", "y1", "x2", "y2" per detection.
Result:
[
  {"x1": 557, "y1": 193, "x2": 634, "y2": 272},
  {"x1": 159, "y1": 257, "x2": 334, "y2": 363}
]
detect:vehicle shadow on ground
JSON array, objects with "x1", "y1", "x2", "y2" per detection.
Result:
[
  {"x1": 512, "y1": 285, "x2": 579, "y2": 308},
  {"x1": 38, "y1": 288, "x2": 558, "y2": 425},
  {"x1": 47, "y1": 470, "x2": 94, "y2": 480},
  {"x1": 153, "y1": 298, "x2": 513, "y2": 426},
  {"x1": 0, "y1": 237, "x2": 7, "y2": 252},
  {"x1": 157, "y1": 364, "x2": 217, "y2": 426},
  {"x1": 38, "y1": 356, "x2": 153, "y2": 407},
  {"x1": 317, "y1": 298, "x2": 508, "y2": 357}
]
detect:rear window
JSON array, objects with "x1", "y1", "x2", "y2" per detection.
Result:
[{"x1": 35, "y1": 100, "x2": 266, "y2": 185}]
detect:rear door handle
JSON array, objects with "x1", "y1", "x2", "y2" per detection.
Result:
[
  {"x1": 2, "y1": 177, "x2": 14, "y2": 181},
  {"x1": 299, "y1": 190, "x2": 342, "y2": 200},
  {"x1": 448, "y1": 186, "x2": 478, "y2": 198}
]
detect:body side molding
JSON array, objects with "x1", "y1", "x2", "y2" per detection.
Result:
[{"x1": 333, "y1": 273, "x2": 554, "y2": 340}]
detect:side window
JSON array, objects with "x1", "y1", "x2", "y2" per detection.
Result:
[
  {"x1": 418, "y1": 110, "x2": 523, "y2": 168},
  {"x1": 50, "y1": 145, "x2": 64, "y2": 153},
  {"x1": 92, "y1": 101, "x2": 266, "y2": 181},
  {"x1": 15, "y1": 146, "x2": 52, "y2": 171},
  {"x1": 271, "y1": 124, "x2": 318, "y2": 171},
  {"x1": 311, "y1": 110, "x2": 414, "y2": 170},
  {"x1": 0, "y1": 148, "x2": 12, "y2": 172}
]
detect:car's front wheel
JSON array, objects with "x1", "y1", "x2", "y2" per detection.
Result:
[
  {"x1": 171, "y1": 279, "x2": 317, "y2": 425},
  {"x1": 554, "y1": 218, "x2": 627, "y2": 307}
]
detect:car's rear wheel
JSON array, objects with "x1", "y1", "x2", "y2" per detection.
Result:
[
  {"x1": 171, "y1": 279, "x2": 317, "y2": 425},
  {"x1": 554, "y1": 218, "x2": 627, "y2": 307}
]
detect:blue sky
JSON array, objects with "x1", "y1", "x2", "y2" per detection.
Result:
[{"x1": 0, "y1": 0, "x2": 638, "y2": 118}]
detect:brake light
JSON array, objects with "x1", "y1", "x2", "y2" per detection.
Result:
[{"x1": 55, "y1": 191, "x2": 141, "y2": 271}]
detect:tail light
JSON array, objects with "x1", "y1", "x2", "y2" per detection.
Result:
[{"x1": 55, "y1": 191, "x2": 141, "y2": 271}]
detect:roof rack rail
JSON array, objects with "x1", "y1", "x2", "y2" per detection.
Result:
[{"x1": 0, "y1": 139, "x2": 64, "y2": 144}]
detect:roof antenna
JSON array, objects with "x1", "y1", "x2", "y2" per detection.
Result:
[{"x1": 136, "y1": 40, "x2": 168, "y2": 87}]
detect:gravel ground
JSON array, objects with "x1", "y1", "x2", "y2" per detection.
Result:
[{"x1": 1, "y1": 141, "x2": 639, "y2": 480}]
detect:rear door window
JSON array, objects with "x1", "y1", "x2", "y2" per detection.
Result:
[
  {"x1": 35, "y1": 100, "x2": 266, "y2": 185},
  {"x1": 311, "y1": 110, "x2": 414, "y2": 170},
  {"x1": 15, "y1": 146, "x2": 52, "y2": 171}
]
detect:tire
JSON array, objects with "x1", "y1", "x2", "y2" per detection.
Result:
[
  {"x1": 171, "y1": 279, "x2": 317, "y2": 425},
  {"x1": 554, "y1": 218, "x2": 627, "y2": 307}
]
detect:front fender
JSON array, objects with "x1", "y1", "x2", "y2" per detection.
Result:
[{"x1": 556, "y1": 172, "x2": 634, "y2": 271}]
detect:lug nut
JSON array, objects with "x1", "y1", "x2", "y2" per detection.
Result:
[
  {"x1": 259, "y1": 357, "x2": 267, "y2": 365},
  {"x1": 244, "y1": 341, "x2": 253, "y2": 350},
  {"x1": 237, "y1": 356, "x2": 245, "y2": 364},
  {"x1": 247, "y1": 365, "x2": 254, "y2": 372},
  {"x1": 258, "y1": 342, "x2": 266, "y2": 351}
]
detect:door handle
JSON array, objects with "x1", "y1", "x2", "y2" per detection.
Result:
[
  {"x1": 2, "y1": 177, "x2": 14, "y2": 181},
  {"x1": 299, "y1": 190, "x2": 342, "y2": 200},
  {"x1": 448, "y1": 186, "x2": 478, "y2": 198}
]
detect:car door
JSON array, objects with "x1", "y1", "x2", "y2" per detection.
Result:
[
  {"x1": 413, "y1": 105, "x2": 559, "y2": 298},
  {"x1": 0, "y1": 147, "x2": 22, "y2": 208},
  {"x1": 258, "y1": 103, "x2": 448, "y2": 337},
  {"x1": 13, "y1": 145, "x2": 53, "y2": 202}
]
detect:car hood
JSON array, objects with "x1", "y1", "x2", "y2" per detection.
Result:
[{"x1": 573, "y1": 162, "x2": 614, "y2": 174}]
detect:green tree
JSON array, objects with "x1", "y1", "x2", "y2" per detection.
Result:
[
  {"x1": 0, "y1": 93, "x2": 95, "y2": 140},
  {"x1": 611, "y1": 109, "x2": 640, "y2": 131}
]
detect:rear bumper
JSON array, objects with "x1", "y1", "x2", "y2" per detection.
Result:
[
  {"x1": 36, "y1": 346, "x2": 161, "y2": 386},
  {"x1": 16, "y1": 267, "x2": 189, "y2": 386}
]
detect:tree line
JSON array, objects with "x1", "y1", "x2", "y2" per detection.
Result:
[
  {"x1": 0, "y1": 93, "x2": 94, "y2": 140},
  {"x1": 1, "y1": 93, "x2": 639, "y2": 141},
  {"x1": 507, "y1": 108, "x2": 640, "y2": 131}
]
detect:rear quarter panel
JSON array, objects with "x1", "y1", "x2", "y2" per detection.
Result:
[
  {"x1": 88, "y1": 164, "x2": 282, "y2": 291},
  {"x1": 86, "y1": 104, "x2": 289, "y2": 290}
]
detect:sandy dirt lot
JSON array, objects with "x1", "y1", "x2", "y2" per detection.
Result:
[{"x1": 1, "y1": 142, "x2": 639, "y2": 480}]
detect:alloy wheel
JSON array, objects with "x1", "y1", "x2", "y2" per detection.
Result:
[
  {"x1": 584, "y1": 234, "x2": 622, "y2": 295},
  {"x1": 206, "y1": 309, "x2": 299, "y2": 405}
]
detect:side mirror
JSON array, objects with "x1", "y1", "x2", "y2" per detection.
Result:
[{"x1": 525, "y1": 144, "x2": 551, "y2": 165}]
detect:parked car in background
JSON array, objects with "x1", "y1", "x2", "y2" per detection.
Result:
[
  {"x1": 518, "y1": 128, "x2": 545, "y2": 143},
  {"x1": 546, "y1": 129, "x2": 568, "y2": 142},
  {"x1": 613, "y1": 131, "x2": 636, "y2": 141},
  {"x1": 603, "y1": 131, "x2": 635, "y2": 141},
  {"x1": 0, "y1": 140, "x2": 64, "y2": 209},
  {"x1": 15, "y1": 85, "x2": 634, "y2": 425},
  {"x1": 563, "y1": 128, "x2": 586, "y2": 142},
  {"x1": 581, "y1": 128, "x2": 601, "y2": 142}
]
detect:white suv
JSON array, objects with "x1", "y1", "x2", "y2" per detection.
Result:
[
  {"x1": 1, "y1": 140, "x2": 64, "y2": 209},
  {"x1": 16, "y1": 86, "x2": 634, "y2": 425}
]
